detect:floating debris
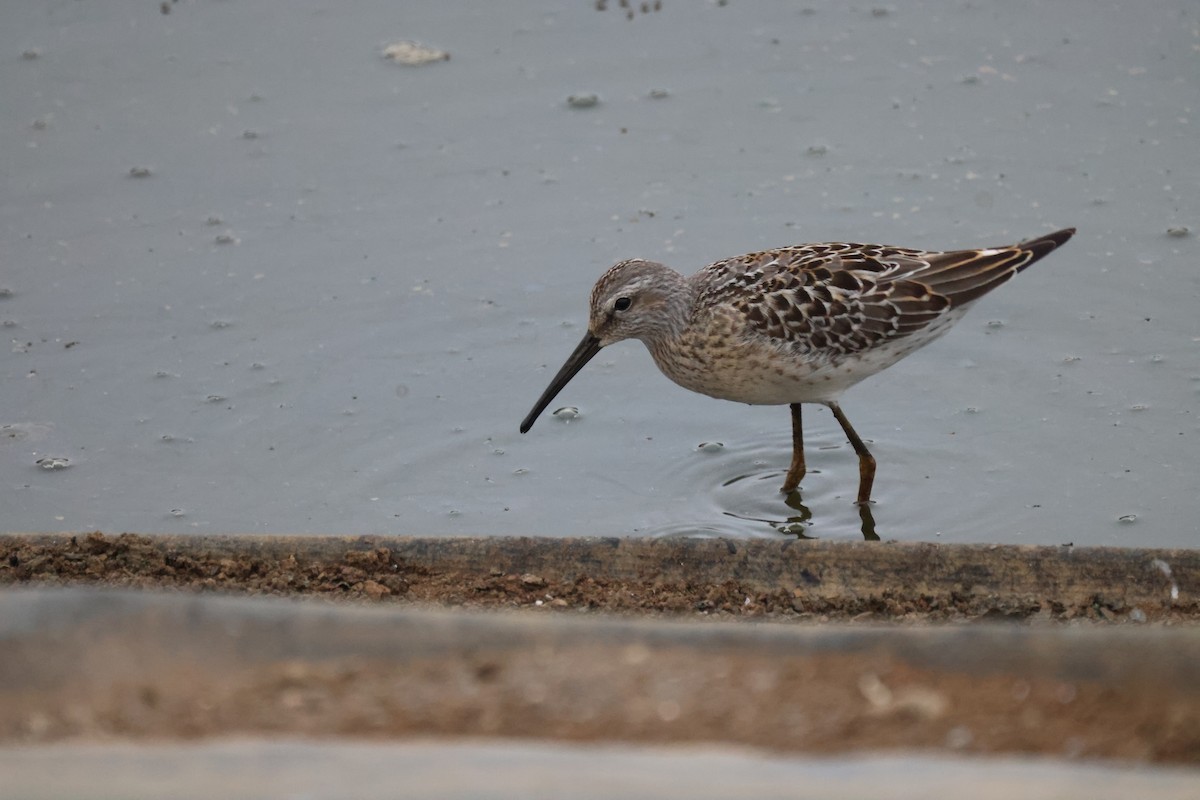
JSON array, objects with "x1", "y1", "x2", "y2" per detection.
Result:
[
  {"x1": 35, "y1": 456, "x2": 71, "y2": 470},
  {"x1": 552, "y1": 406, "x2": 580, "y2": 421},
  {"x1": 567, "y1": 93, "x2": 600, "y2": 109},
  {"x1": 382, "y1": 41, "x2": 450, "y2": 66}
]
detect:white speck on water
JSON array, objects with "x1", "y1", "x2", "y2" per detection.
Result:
[
  {"x1": 1118, "y1": 514, "x2": 1137, "y2": 523},
  {"x1": 552, "y1": 406, "x2": 580, "y2": 422},
  {"x1": 382, "y1": 41, "x2": 450, "y2": 65},
  {"x1": 697, "y1": 441, "x2": 724, "y2": 452}
]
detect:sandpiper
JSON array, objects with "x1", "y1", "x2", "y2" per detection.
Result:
[{"x1": 520, "y1": 228, "x2": 1075, "y2": 504}]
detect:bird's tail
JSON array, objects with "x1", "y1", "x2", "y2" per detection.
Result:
[{"x1": 1015, "y1": 227, "x2": 1076, "y2": 273}]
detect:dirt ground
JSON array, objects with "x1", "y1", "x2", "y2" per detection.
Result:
[
  {"x1": 3, "y1": 532, "x2": 1197, "y2": 622},
  {"x1": 3, "y1": 533, "x2": 1198, "y2": 764}
]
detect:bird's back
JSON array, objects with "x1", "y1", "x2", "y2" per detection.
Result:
[{"x1": 654, "y1": 228, "x2": 1075, "y2": 405}]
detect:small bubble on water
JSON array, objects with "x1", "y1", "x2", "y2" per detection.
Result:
[
  {"x1": 513, "y1": 468, "x2": 529, "y2": 476},
  {"x1": 1130, "y1": 404, "x2": 1148, "y2": 411},
  {"x1": 1118, "y1": 514, "x2": 1137, "y2": 524},
  {"x1": 492, "y1": 448, "x2": 505, "y2": 455},
  {"x1": 552, "y1": 406, "x2": 580, "y2": 421},
  {"x1": 1062, "y1": 355, "x2": 1081, "y2": 363},
  {"x1": 153, "y1": 370, "x2": 176, "y2": 378},
  {"x1": 250, "y1": 362, "x2": 266, "y2": 370},
  {"x1": 35, "y1": 456, "x2": 70, "y2": 470},
  {"x1": 169, "y1": 508, "x2": 185, "y2": 518},
  {"x1": 965, "y1": 407, "x2": 979, "y2": 414},
  {"x1": 205, "y1": 394, "x2": 226, "y2": 403},
  {"x1": 1149, "y1": 354, "x2": 1165, "y2": 363},
  {"x1": 160, "y1": 434, "x2": 175, "y2": 442},
  {"x1": 1166, "y1": 226, "x2": 1190, "y2": 237},
  {"x1": 986, "y1": 319, "x2": 1005, "y2": 328},
  {"x1": 697, "y1": 441, "x2": 724, "y2": 452},
  {"x1": 209, "y1": 320, "x2": 232, "y2": 330}
]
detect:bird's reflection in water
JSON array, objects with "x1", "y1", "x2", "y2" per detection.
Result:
[{"x1": 724, "y1": 486, "x2": 880, "y2": 541}]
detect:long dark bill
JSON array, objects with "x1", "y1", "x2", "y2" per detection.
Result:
[{"x1": 519, "y1": 333, "x2": 602, "y2": 433}]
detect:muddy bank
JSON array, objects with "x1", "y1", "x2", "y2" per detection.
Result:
[{"x1": 2, "y1": 532, "x2": 1196, "y2": 623}]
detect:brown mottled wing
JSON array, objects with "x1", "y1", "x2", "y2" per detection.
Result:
[{"x1": 702, "y1": 229, "x2": 1073, "y2": 355}]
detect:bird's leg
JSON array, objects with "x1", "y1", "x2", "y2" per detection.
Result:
[
  {"x1": 780, "y1": 402, "x2": 806, "y2": 493},
  {"x1": 827, "y1": 402, "x2": 876, "y2": 505}
]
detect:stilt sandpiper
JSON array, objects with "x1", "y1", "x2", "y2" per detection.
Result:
[{"x1": 520, "y1": 228, "x2": 1075, "y2": 504}]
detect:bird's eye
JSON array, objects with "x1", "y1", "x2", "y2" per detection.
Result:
[{"x1": 614, "y1": 296, "x2": 632, "y2": 312}]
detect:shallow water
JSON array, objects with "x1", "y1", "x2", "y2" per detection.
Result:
[{"x1": 2, "y1": 0, "x2": 1197, "y2": 545}]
